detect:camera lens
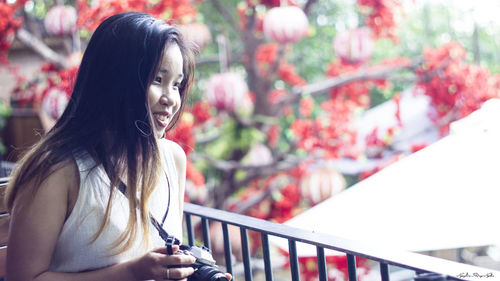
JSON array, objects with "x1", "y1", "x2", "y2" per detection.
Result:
[{"x1": 189, "y1": 265, "x2": 229, "y2": 281}]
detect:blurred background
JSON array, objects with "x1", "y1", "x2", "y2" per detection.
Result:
[{"x1": 1, "y1": 0, "x2": 500, "y2": 279}]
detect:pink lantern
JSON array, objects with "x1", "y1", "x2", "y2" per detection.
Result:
[
  {"x1": 178, "y1": 22, "x2": 212, "y2": 50},
  {"x1": 206, "y1": 72, "x2": 249, "y2": 113},
  {"x1": 44, "y1": 6, "x2": 77, "y2": 36},
  {"x1": 333, "y1": 27, "x2": 375, "y2": 64},
  {"x1": 300, "y1": 163, "x2": 346, "y2": 204},
  {"x1": 263, "y1": 6, "x2": 309, "y2": 44},
  {"x1": 41, "y1": 88, "x2": 69, "y2": 120}
]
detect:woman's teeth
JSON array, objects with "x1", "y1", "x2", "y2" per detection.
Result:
[{"x1": 155, "y1": 114, "x2": 167, "y2": 121}]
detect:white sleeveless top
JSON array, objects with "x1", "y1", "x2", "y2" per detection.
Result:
[{"x1": 49, "y1": 139, "x2": 183, "y2": 272}]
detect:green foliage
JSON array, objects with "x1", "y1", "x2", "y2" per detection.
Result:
[{"x1": 0, "y1": 101, "x2": 11, "y2": 155}]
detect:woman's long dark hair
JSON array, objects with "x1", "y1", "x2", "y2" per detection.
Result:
[{"x1": 6, "y1": 12, "x2": 196, "y2": 253}]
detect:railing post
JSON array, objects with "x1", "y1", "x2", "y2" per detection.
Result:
[
  {"x1": 240, "y1": 228, "x2": 253, "y2": 281},
  {"x1": 289, "y1": 240, "x2": 300, "y2": 281},
  {"x1": 185, "y1": 214, "x2": 194, "y2": 246},
  {"x1": 222, "y1": 223, "x2": 233, "y2": 276},
  {"x1": 201, "y1": 218, "x2": 211, "y2": 249},
  {"x1": 261, "y1": 233, "x2": 274, "y2": 281},
  {"x1": 317, "y1": 247, "x2": 327, "y2": 281},
  {"x1": 380, "y1": 263, "x2": 390, "y2": 281},
  {"x1": 346, "y1": 254, "x2": 357, "y2": 281}
]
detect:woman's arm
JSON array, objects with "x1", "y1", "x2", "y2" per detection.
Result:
[{"x1": 6, "y1": 160, "x2": 195, "y2": 281}]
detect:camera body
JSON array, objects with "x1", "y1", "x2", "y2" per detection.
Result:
[{"x1": 175, "y1": 244, "x2": 228, "y2": 281}]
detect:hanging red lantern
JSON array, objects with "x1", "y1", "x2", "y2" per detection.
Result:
[
  {"x1": 263, "y1": 6, "x2": 309, "y2": 44},
  {"x1": 178, "y1": 22, "x2": 212, "y2": 50},
  {"x1": 44, "y1": 5, "x2": 77, "y2": 36},
  {"x1": 206, "y1": 72, "x2": 250, "y2": 113},
  {"x1": 333, "y1": 27, "x2": 375, "y2": 64},
  {"x1": 300, "y1": 163, "x2": 346, "y2": 205}
]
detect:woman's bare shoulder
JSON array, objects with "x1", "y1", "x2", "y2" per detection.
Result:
[
  {"x1": 159, "y1": 139, "x2": 187, "y2": 167},
  {"x1": 12, "y1": 157, "x2": 80, "y2": 214}
]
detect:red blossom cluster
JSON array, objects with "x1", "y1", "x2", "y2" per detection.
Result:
[
  {"x1": 0, "y1": 1, "x2": 25, "y2": 63},
  {"x1": 11, "y1": 63, "x2": 78, "y2": 108},
  {"x1": 266, "y1": 124, "x2": 281, "y2": 148},
  {"x1": 186, "y1": 160, "x2": 205, "y2": 187},
  {"x1": 416, "y1": 42, "x2": 500, "y2": 131},
  {"x1": 77, "y1": 0, "x2": 197, "y2": 31},
  {"x1": 291, "y1": 98, "x2": 359, "y2": 159},
  {"x1": 326, "y1": 60, "x2": 371, "y2": 108},
  {"x1": 255, "y1": 43, "x2": 278, "y2": 76},
  {"x1": 299, "y1": 96, "x2": 313, "y2": 117},
  {"x1": 255, "y1": 43, "x2": 307, "y2": 86},
  {"x1": 165, "y1": 116, "x2": 195, "y2": 155},
  {"x1": 325, "y1": 57, "x2": 410, "y2": 109},
  {"x1": 357, "y1": 0, "x2": 402, "y2": 42},
  {"x1": 269, "y1": 183, "x2": 301, "y2": 222},
  {"x1": 278, "y1": 61, "x2": 306, "y2": 86},
  {"x1": 191, "y1": 100, "x2": 212, "y2": 124}
]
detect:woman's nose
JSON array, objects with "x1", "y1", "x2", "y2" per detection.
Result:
[{"x1": 160, "y1": 90, "x2": 174, "y2": 106}]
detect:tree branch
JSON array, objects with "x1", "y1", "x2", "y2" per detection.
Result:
[
  {"x1": 16, "y1": 28, "x2": 68, "y2": 69},
  {"x1": 278, "y1": 57, "x2": 423, "y2": 106}
]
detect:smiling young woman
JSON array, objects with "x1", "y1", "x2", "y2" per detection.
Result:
[{"x1": 2, "y1": 12, "x2": 220, "y2": 281}]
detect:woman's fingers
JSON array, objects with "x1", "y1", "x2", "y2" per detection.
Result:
[
  {"x1": 160, "y1": 253, "x2": 196, "y2": 267},
  {"x1": 164, "y1": 267, "x2": 194, "y2": 280},
  {"x1": 152, "y1": 245, "x2": 179, "y2": 254},
  {"x1": 225, "y1": 273, "x2": 233, "y2": 280}
]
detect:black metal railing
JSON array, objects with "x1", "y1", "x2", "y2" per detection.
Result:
[
  {"x1": 183, "y1": 202, "x2": 500, "y2": 281},
  {"x1": 1, "y1": 177, "x2": 498, "y2": 281}
]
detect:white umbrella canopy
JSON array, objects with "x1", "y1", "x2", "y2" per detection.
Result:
[{"x1": 273, "y1": 99, "x2": 500, "y2": 257}]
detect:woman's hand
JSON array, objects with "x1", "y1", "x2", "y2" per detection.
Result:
[{"x1": 127, "y1": 245, "x2": 196, "y2": 280}]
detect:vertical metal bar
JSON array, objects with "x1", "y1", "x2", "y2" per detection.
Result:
[
  {"x1": 380, "y1": 263, "x2": 390, "y2": 281},
  {"x1": 316, "y1": 247, "x2": 327, "y2": 281},
  {"x1": 185, "y1": 214, "x2": 194, "y2": 246},
  {"x1": 288, "y1": 240, "x2": 300, "y2": 281},
  {"x1": 201, "y1": 218, "x2": 211, "y2": 249},
  {"x1": 346, "y1": 254, "x2": 357, "y2": 281},
  {"x1": 261, "y1": 233, "x2": 274, "y2": 281},
  {"x1": 240, "y1": 228, "x2": 253, "y2": 281},
  {"x1": 222, "y1": 223, "x2": 233, "y2": 276}
]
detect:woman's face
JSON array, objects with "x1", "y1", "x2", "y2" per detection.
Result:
[{"x1": 148, "y1": 43, "x2": 184, "y2": 139}]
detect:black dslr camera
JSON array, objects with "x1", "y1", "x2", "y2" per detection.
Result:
[
  {"x1": 166, "y1": 236, "x2": 228, "y2": 281},
  {"x1": 176, "y1": 244, "x2": 229, "y2": 281}
]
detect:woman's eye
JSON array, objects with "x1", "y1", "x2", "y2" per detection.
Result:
[
  {"x1": 173, "y1": 82, "x2": 181, "y2": 89},
  {"x1": 154, "y1": 77, "x2": 162, "y2": 84}
]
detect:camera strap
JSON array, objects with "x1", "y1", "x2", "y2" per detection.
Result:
[{"x1": 117, "y1": 172, "x2": 180, "y2": 255}]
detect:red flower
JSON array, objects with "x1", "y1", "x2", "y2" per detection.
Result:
[
  {"x1": 267, "y1": 124, "x2": 281, "y2": 148},
  {"x1": 165, "y1": 118, "x2": 195, "y2": 155},
  {"x1": 299, "y1": 96, "x2": 314, "y2": 117},
  {"x1": 416, "y1": 42, "x2": 500, "y2": 131},
  {"x1": 186, "y1": 160, "x2": 205, "y2": 186},
  {"x1": 278, "y1": 61, "x2": 306, "y2": 86},
  {"x1": 357, "y1": 0, "x2": 402, "y2": 42},
  {"x1": 191, "y1": 101, "x2": 212, "y2": 124},
  {"x1": 0, "y1": 1, "x2": 24, "y2": 63}
]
